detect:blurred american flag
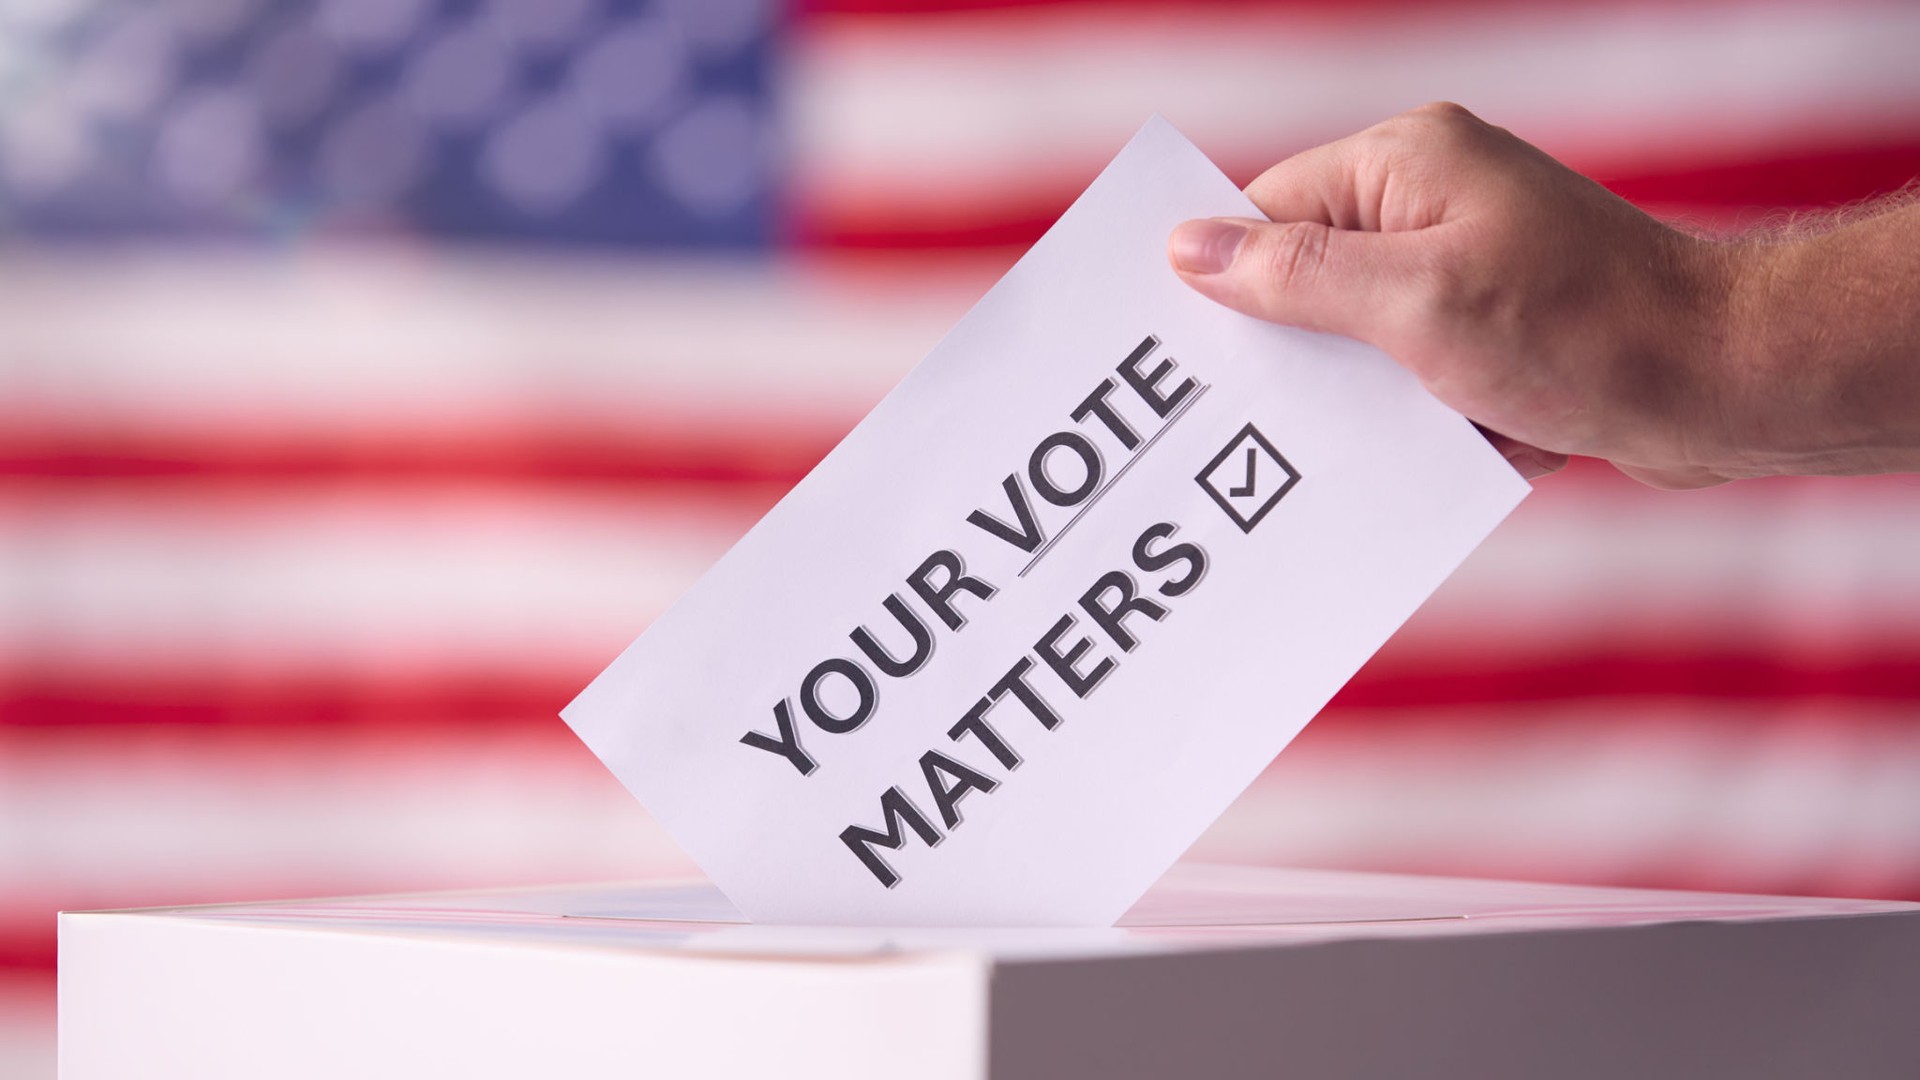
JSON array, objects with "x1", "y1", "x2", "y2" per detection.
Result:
[{"x1": 5, "y1": 0, "x2": 1920, "y2": 1073}]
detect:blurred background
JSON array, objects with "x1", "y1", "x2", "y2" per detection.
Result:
[{"x1": 5, "y1": 0, "x2": 1920, "y2": 1072}]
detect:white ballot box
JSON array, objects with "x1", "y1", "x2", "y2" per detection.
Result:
[{"x1": 59, "y1": 863, "x2": 1920, "y2": 1079}]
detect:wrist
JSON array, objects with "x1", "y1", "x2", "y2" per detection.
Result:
[
  {"x1": 1655, "y1": 234, "x2": 1780, "y2": 480},
  {"x1": 1718, "y1": 231, "x2": 1920, "y2": 477},
  {"x1": 1711, "y1": 238, "x2": 1803, "y2": 475}
]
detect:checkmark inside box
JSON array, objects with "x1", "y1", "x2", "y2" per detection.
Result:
[{"x1": 1197, "y1": 422, "x2": 1300, "y2": 533}]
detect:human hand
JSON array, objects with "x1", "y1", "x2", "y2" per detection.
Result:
[{"x1": 1169, "y1": 102, "x2": 1760, "y2": 488}]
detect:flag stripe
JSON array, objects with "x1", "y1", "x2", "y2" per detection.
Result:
[
  {"x1": 796, "y1": 0, "x2": 1564, "y2": 15},
  {"x1": 794, "y1": 0, "x2": 1841, "y2": 15},
  {"x1": 0, "y1": 433, "x2": 838, "y2": 489},
  {"x1": 10, "y1": 645, "x2": 1919, "y2": 732},
  {"x1": 797, "y1": 136, "x2": 1920, "y2": 250}
]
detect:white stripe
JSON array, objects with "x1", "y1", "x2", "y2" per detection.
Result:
[
  {"x1": 0, "y1": 253, "x2": 990, "y2": 434},
  {"x1": 0, "y1": 976, "x2": 52, "y2": 1080},
  {"x1": 1431, "y1": 472, "x2": 1920, "y2": 651},
  {"x1": 0, "y1": 488, "x2": 746, "y2": 679},
  {"x1": 790, "y1": 2, "x2": 1920, "y2": 199},
  {"x1": 1200, "y1": 703, "x2": 1920, "y2": 896},
  {"x1": 0, "y1": 732, "x2": 696, "y2": 912}
]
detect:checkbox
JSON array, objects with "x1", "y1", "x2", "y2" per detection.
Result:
[{"x1": 1196, "y1": 422, "x2": 1300, "y2": 533}]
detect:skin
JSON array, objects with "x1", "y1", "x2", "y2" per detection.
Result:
[{"x1": 1168, "y1": 102, "x2": 1920, "y2": 488}]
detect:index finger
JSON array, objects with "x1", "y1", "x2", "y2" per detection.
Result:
[
  {"x1": 1242, "y1": 133, "x2": 1380, "y2": 231},
  {"x1": 1245, "y1": 102, "x2": 1489, "y2": 233}
]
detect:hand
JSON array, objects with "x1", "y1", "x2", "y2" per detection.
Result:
[{"x1": 1170, "y1": 102, "x2": 1757, "y2": 488}]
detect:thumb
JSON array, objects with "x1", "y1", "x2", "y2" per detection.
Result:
[{"x1": 1169, "y1": 216, "x2": 1417, "y2": 346}]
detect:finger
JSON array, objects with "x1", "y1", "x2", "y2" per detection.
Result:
[
  {"x1": 1246, "y1": 102, "x2": 1495, "y2": 233},
  {"x1": 1168, "y1": 216, "x2": 1423, "y2": 346},
  {"x1": 1508, "y1": 451, "x2": 1569, "y2": 480},
  {"x1": 1242, "y1": 136, "x2": 1380, "y2": 231},
  {"x1": 1613, "y1": 462, "x2": 1728, "y2": 490},
  {"x1": 1477, "y1": 427, "x2": 1569, "y2": 480}
]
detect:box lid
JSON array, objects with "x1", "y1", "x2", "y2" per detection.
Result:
[{"x1": 75, "y1": 862, "x2": 1918, "y2": 964}]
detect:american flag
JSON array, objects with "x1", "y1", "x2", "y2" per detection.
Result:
[{"x1": 5, "y1": 0, "x2": 1920, "y2": 1072}]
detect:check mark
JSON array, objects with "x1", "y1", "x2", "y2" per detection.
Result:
[
  {"x1": 1198, "y1": 421, "x2": 1299, "y2": 534},
  {"x1": 1228, "y1": 447, "x2": 1257, "y2": 497}
]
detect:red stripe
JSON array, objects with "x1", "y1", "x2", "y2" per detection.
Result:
[
  {"x1": 1599, "y1": 140, "x2": 1920, "y2": 218},
  {"x1": 1334, "y1": 648, "x2": 1920, "y2": 711},
  {"x1": 0, "y1": 673, "x2": 577, "y2": 731},
  {"x1": 6, "y1": 423, "x2": 1911, "y2": 495},
  {"x1": 796, "y1": 137, "x2": 1920, "y2": 251},
  {"x1": 794, "y1": 0, "x2": 1700, "y2": 17},
  {"x1": 3, "y1": 943, "x2": 56, "y2": 975},
  {"x1": 8, "y1": 643, "x2": 1918, "y2": 732},
  {"x1": 0, "y1": 424, "x2": 846, "y2": 490},
  {"x1": 798, "y1": 0, "x2": 1360, "y2": 13}
]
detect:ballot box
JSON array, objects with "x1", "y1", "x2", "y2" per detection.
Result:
[{"x1": 60, "y1": 863, "x2": 1920, "y2": 1079}]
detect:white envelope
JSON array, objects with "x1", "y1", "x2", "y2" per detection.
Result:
[{"x1": 564, "y1": 117, "x2": 1529, "y2": 925}]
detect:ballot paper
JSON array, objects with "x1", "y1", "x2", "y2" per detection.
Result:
[{"x1": 564, "y1": 117, "x2": 1530, "y2": 926}]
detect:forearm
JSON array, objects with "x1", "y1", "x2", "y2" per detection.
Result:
[{"x1": 1723, "y1": 196, "x2": 1920, "y2": 476}]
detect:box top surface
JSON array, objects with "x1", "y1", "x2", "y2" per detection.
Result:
[{"x1": 67, "y1": 863, "x2": 1920, "y2": 964}]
